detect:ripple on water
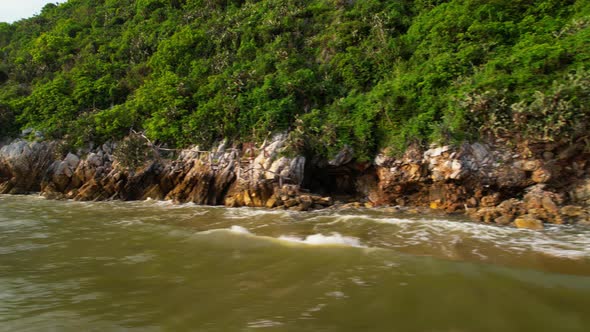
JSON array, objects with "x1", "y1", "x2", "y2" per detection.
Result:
[
  {"x1": 247, "y1": 319, "x2": 284, "y2": 328},
  {"x1": 122, "y1": 253, "x2": 156, "y2": 264}
]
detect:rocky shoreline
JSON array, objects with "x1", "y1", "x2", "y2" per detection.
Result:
[{"x1": 1, "y1": 134, "x2": 589, "y2": 230}]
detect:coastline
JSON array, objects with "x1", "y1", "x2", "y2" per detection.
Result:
[{"x1": 1, "y1": 134, "x2": 589, "y2": 230}]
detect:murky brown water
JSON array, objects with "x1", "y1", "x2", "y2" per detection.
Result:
[{"x1": 1, "y1": 195, "x2": 589, "y2": 331}]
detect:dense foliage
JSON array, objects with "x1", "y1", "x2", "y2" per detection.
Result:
[{"x1": 0, "y1": 0, "x2": 589, "y2": 159}]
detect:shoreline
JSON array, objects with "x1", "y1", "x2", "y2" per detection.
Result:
[{"x1": 1, "y1": 134, "x2": 589, "y2": 231}]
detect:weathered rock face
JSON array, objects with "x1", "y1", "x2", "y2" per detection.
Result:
[
  {"x1": 0, "y1": 134, "x2": 323, "y2": 211},
  {"x1": 369, "y1": 140, "x2": 590, "y2": 227},
  {"x1": 223, "y1": 133, "x2": 309, "y2": 209},
  {"x1": 0, "y1": 140, "x2": 56, "y2": 194},
  {"x1": 1, "y1": 135, "x2": 589, "y2": 229}
]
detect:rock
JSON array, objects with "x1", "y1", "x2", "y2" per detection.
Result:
[
  {"x1": 571, "y1": 179, "x2": 590, "y2": 205},
  {"x1": 21, "y1": 128, "x2": 34, "y2": 136},
  {"x1": 266, "y1": 157, "x2": 290, "y2": 180},
  {"x1": 243, "y1": 190, "x2": 253, "y2": 206},
  {"x1": 0, "y1": 140, "x2": 56, "y2": 193},
  {"x1": 541, "y1": 196, "x2": 559, "y2": 215},
  {"x1": 469, "y1": 143, "x2": 490, "y2": 163},
  {"x1": 313, "y1": 196, "x2": 333, "y2": 206},
  {"x1": 424, "y1": 146, "x2": 450, "y2": 158},
  {"x1": 284, "y1": 199, "x2": 298, "y2": 208},
  {"x1": 495, "y1": 215, "x2": 513, "y2": 225},
  {"x1": 374, "y1": 154, "x2": 389, "y2": 167},
  {"x1": 542, "y1": 151, "x2": 554, "y2": 161},
  {"x1": 524, "y1": 195, "x2": 543, "y2": 210},
  {"x1": 328, "y1": 145, "x2": 353, "y2": 166},
  {"x1": 299, "y1": 197, "x2": 312, "y2": 211},
  {"x1": 249, "y1": 189, "x2": 263, "y2": 207},
  {"x1": 532, "y1": 167, "x2": 551, "y2": 183},
  {"x1": 86, "y1": 153, "x2": 103, "y2": 168},
  {"x1": 480, "y1": 193, "x2": 501, "y2": 207},
  {"x1": 468, "y1": 206, "x2": 501, "y2": 223},
  {"x1": 225, "y1": 196, "x2": 239, "y2": 207},
  {"x1": 560, "y1": 205, "x2": 584, "y2": 217},
  {"x1": 265, "y1": 195, "x2": 278, "y2": 208},
  {"x1": 64, "y1": 153, "x2": 80, "y2": 169},
  {"x1": 514, "y1": 215, "x2": 545, "y2": 230},
  {"x1": 340, "y1": 202, "x2": 363, "y2": 209},
  {"x1": 287, "y1": 156, "x2": 306, "y2": 185},
  {"x1": 520, "y1": 160, "x2": 541, "y2": 172},
  {"x1": 496, "y1": 199, "x2": 515, "y2": 211},
  {"x1": 466, "y1": 197, "x2": 478, "y2": 207}
]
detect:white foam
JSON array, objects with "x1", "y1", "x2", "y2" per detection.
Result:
[
  {"x1": 224, "y1": 207, "x2": 289, "y2": 219},
  {"x1": 325, "y1": 291, "x2": 348, "y2": 299},
  {"x1": 356, "y1": 214, "x2": 590, "y2": 259},
  {"x1": 229, "y1": 225, "x2": 252, "y2": 235},
  {"x1": 247, "y1": 319, "x2": 283, "y2": 328},
  {"x1": 278, "y1": 233, "x2": 363, "y2": 247},
  {"x1": 122, "y1": 253, "x2": 155, "y2": 264}
]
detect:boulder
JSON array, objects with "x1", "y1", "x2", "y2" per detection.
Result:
[
  {"x1": 560, "y1": 205, "x2": 584, "y2": 217},
  {"x1": 494, "y1": 215, "x2": 513, "y2": 225},
  {"x1": 265, "y1": 195, "x2": 278, "y2": 208},
  {"x1": 514, "y1": 215, "x2": 545, "y2": 230}
]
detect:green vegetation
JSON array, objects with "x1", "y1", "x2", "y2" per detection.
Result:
[{"x1": 0, "y1": 0, "x2": 589, "y2": 159}]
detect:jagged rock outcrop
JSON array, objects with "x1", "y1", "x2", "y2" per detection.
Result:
[
  {"x1": 0, "y1": 134, "x2": 326, "y2": 211},
  {"x1": 369, "y1": 140, "x2": 590, "y2": 227},
  {"x1": 0, "y1": 140, "x2": 56, "y2": 194},
  {"x1": 1, "y1": 134, "x2": 589, "y2": 229}
]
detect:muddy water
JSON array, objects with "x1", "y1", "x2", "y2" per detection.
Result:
[{"x1": 1, "y1": 195, "x2": 589, "y2": 331}]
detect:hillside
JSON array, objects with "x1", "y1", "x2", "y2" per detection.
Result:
[{"x1": 1, "y1": 0, "x2": 589, "y2": 160}]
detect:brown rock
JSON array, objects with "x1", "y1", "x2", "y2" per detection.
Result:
[
  {"x1": 496, "y1": 199, "x2": 514, "y2": 211},
  {"x1": 520, "y1": 160, "x2": 541, "y2": 171},
  {"x1": 571, "y1": 179, "x2": 590, "y2": 205},
  {"x1": 514, "y1": 216, "x2": 545, "y2": 230},
  {"x1": 265, "y1": 196, "x2": 278, "y2": 208},
  {"x1": 551, "y1": 216, "x2": 565, "y2": 225},
  {"x1": 243, "y1": 190, "x2": 253, "y2": 206},
  {"x1": 541, "y1": 196, "x2": 559, "y2": 214},
  {"x1": 468, "y1": 207, "x2": 501, "y2": 223},
  {"x1": 524, "y1": 195, "x2": 543, "y2": 210},
  {"x1": 495, "y1": 215, "x2": 513, "y2": 225},
  {"x1": 480, "y1": 193, "x2": 501, "y2": 207},
  {"x1": 560, "y1": 205, "x2": 584, "y2": 217},
  {"x1": 299, "y1": 195, "x2": 312, "y2": 210},
  {"x1": 466, "y1": 197, "x2": 478, "y2": 208},
  {"x1": 250, "y1": 190, "x2": 263, "y2": 207},
  {"x1": 313, "y1": 196, "x2": 334, "y2": 206},
  {"x1": 225, "y1": 196, "x2": 239, "y2": 207},
  {"x1": 289, "y1": 204, "x2": 307, "y2": 212},
  {"x1": 527, "y1": 208, "x2": 550, "y2": 221},
  {"x1": 532, "y1": 167, "x2": 551, "y2": 183},
  {"x1": 284, "y1": 199, "x2": 298, "y2": 208}
]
